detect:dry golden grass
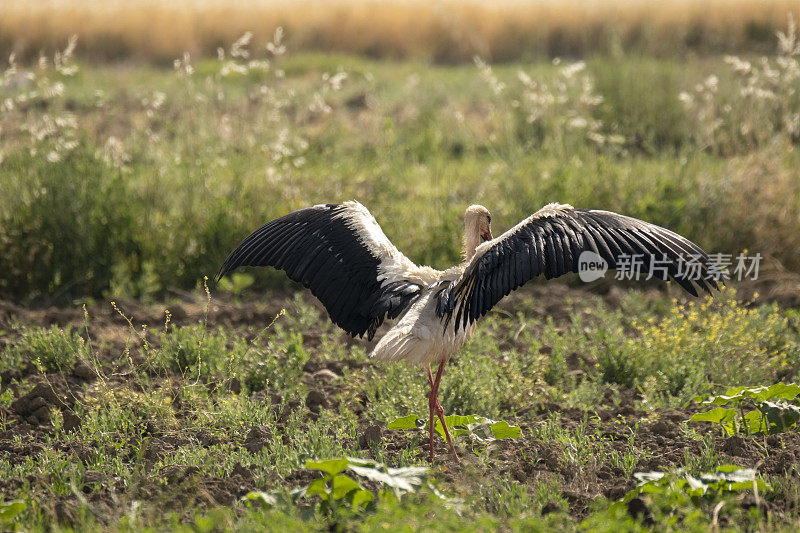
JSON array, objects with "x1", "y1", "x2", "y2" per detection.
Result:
[{"x1": 3, "y1": 0, "x2": 800, "y2": 62}]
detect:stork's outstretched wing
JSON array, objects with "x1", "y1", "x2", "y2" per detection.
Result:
[
  {"x1": 437, "y1": 203, "x2": 719, "y2": 331},
  {"x1": 217, "y1": 201, "x2": 424, "y2": 340}
]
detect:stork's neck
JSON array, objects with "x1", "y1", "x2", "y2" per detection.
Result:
[{"x1": 463, "y1": 224, "x2": 481, "y2": 261}]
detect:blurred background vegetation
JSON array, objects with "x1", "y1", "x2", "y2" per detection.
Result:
[
  {"x1": 3, "y1": 0, "x2": 799, "y2": 62},
  {"x1": 0, "y1": 2, "x2": 799, "y2": 304}
]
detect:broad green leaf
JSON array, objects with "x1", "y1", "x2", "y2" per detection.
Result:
[
  {"x1": 696, "y1": 387, "x2": 748, "y2": 405},
  {"x1": 490, "y1": 420, "x2": 522, "y2": 439},
  {"x1": 304, "y1": 457, "x2": 428, "y2": 504},
  {"x1": 349, "y1": 488, "x2": 374, "y2": 507},
  {"x1": 443, "y1": 414, "x2": 482, "y2": 427},
  {"x1": 692, "y1": 384, "x2": 800, "y2": 436},
  {"x1": 348, "y1": 464, "x2": 427, "y2": 488},
  {"x1": 715, "y1": 465, "x2": 745, "y2": 473},
  {"x1": 604, "y1": 500, "x2": 630, "y2": 517},
  {"x1": 441, "y1": 415, "x2": 522, "y2": 442},
  {"x1": 389, "y1": 413, "x2": 521, "y2": 445},
  {"x1": 741, "y1": 384, "x2": 800, "y2": 402},
  {"x1": 700, "y1": 466, "x2": 769, "y2": 492},
  {"x1": 719, "y1": 469, "x2": 757, "y2": 483},
  {"x1": 640, "y1": 483, "x2": 667, "y2": 495},
  {"x1": 696, "y1": 384, "x2": 800, "y2": 406},
  {"x1": 346, "y1": 458, "x2": 428, "y2": 496},
  {"x1": 689, "y1": 407, "x2": 736, "y2": 426},
  {"x1": 436, "y1": 414, "x2": 481, "y2": 439},
  {"x1": 629, "y1": 466, "x2": 770, "y2": 506},
  {"x1": 387, "y1": 415, "x2": 423, "y2": 430},
  {"x1": 634, "y1": 471, "x2": 665, "y2": 484},
  {"x1": 754, "y1": 477, "x2": 770, "y2": 492},
  {"x1": 305, "y1": 478, "x2": 330, "y2": 498},
  {"x1": 0, "y1": 501, "x2": 25, "y2": 521},
  {"x1": 723, "y1": 385, "x2": 755, "y2": 396},
  {"x1": 763, "y1": 383, "x2": 800, "y2": 401},
  {"x1": 727, "y1": 480, "x2": 765, "y2": 492},
  {"x1": 241, "y1": 491, "x2": 276, "y2": 508},
  {"x1": 742, "y1": 409, "x2": 767, "y2": 435},
  {"x1": 331, "y1": 474, "x2": 361, "y2": 500},
  {"x1": 758, "y1": 400, "x2": 800, "y2": 433},
  {"x1": 305, "y1": 458, "x2": 350, "y2": 476}
]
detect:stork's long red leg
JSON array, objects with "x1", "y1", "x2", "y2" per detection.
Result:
[
  {"x1": 428, "y1": 360, "x2": 460, "y2": 463},
  {"x1": 427, "y1": 366, "x2": 436, "y2": 462}
]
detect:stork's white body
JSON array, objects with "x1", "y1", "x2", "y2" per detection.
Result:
[
  {"x1": 331, "y1": 201, "x2": 478, "y2": 366},
  {"x1": 371, "y1": 272, "x2": 477, "y2": 366},
  {"x1": 218, "y1": 199, "x2": 717, "y2": 462}
]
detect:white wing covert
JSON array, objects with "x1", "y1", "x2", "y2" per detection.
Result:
[{"x1": 217, "y1": 201, "x2": 422, "y2": 340}]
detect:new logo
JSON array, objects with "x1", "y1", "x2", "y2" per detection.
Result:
[{"x1": 578, "y1": 251, "x2": 608, "y2": 282}]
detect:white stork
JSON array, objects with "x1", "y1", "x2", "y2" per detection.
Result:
[{"x1": 217, "y1": 201, "x2": 718, "y2": 462}]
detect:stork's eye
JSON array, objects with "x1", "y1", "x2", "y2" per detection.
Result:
[{"x1": 487, "y1": 215, "x2": 491, "y2": 224}]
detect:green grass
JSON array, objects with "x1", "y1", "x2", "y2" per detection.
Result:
[
  {"x1": 3, "y1": 325, "x2": 87, "y2": 373},
  {"x1": 2, "y1": 32, "x2": 800, "y2": 530},
  {"x1": 1, "y1": 42, "x2": 799, "y2": 302},
  {"x1": 0, "y1": 288, "x2": 799, "y2": 530}
]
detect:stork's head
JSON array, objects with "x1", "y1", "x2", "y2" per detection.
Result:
[
  {"x1": 463, "y1": 205, "x2": 493, "y2": 261},
  {"x1": 465, "y1": 204, "x2": 493, "y2": 242}
]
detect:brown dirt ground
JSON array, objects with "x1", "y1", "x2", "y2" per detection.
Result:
[
  {"x1": 2, "y1": 375, "x2": 797, "y2": 524},
  {"x1": 1, "y1": 282, "x2": 799, "y2": 525}
]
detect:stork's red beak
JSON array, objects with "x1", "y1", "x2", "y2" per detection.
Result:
[{"x1": 481, "y1": 230, "x2": 493, "y2": 242}]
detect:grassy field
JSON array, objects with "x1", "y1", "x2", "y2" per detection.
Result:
[
  {"x1": 2, "y1": 287, "x2": 800, "y2": 530},
  {"x1": 1, "y1": 28, "x2": 800, "y2": 303},
  {"x1": 2, "y1": 22, "x2": 800, "y2": 531}
]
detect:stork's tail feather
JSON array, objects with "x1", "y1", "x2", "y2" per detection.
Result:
[{"x1": 370, "y1": 328, "x2": 437, "y2": 365}]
